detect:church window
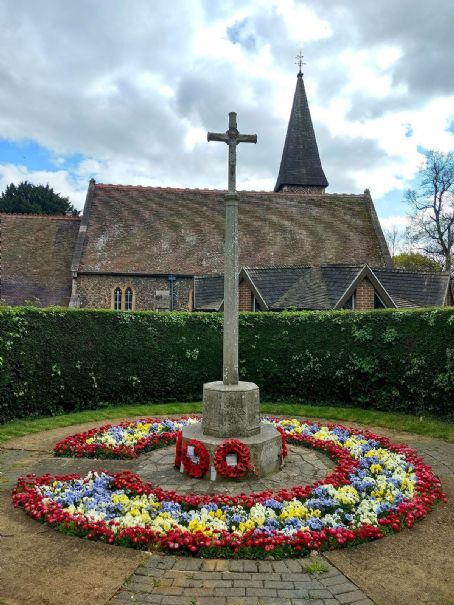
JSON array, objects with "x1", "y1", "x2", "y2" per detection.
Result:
[
  {"x1": 113, "y1": 287, "x2": 122, "y2": 310},
  {"x1": 125, "y1": 287, "x2": 134, "y2": 311}
]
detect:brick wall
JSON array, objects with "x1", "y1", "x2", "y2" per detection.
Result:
[
  {"x1": 75, "y1": 275, "x2": 193, "y2": 311},
  {"x1": 239, "y1": 280, "x2": 252, "y2": 311},
  {"x1": 355, "y1": 277, "x2": 375, "y2": 310}
]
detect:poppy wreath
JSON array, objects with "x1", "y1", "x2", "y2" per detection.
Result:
[
  {"x1": 214, "y1": 439, "x2": 253, "y2": 479},
  {"x1": 174, "y1": 430, "x2": 183, "y2": 469},
  {"x1": 276, "y1": 426, "x2": 288, "y2": 459},
  {"x1": 181, "y1": 439, "x2": 210, "y2": 478}
]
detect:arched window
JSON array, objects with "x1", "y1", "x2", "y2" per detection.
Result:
[
  {"x1": 113, "y1": 287, "x2": 122, "y2": 311},
  {"x1": 125, "y1": 287, "x2": 133, "y2": 311}
]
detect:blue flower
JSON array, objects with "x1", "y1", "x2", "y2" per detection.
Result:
[
  {"x1": 263, "y1": 498, "x2": 283, "y2": 509},
  {"x1": 306, "y1": 517, "x2": 324, "y2": 531}
]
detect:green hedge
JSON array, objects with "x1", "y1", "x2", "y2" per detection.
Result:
[{"x1": 0, "y1": 306, "x2": 453, "y2": 423}]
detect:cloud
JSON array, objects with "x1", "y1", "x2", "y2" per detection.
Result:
[
  {"x1": 0, "y1": 163, "x2": 87, "y2": 207},
  {"x1": 0, "y1": 0, "x2": 453, "y2": 218}
]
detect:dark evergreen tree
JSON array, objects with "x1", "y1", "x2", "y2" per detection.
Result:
[{"x1": 0, "y1": 181, "x2": 79, "y2": 215}]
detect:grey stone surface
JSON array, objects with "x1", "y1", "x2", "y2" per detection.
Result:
[
  {"x1": 0, "y1": 441, "x2": 334, "y2": 495},
  {"x1": 207, "y1": 112, "x2": 257, "y2": 386},
  {"x1": 109, "y1": 554, "x2": 376, "y2": 604},
  {"x1": 182, "y1": 421, "x2": 282, "y2": 479},
  {"x1": 202, "y1": 380, "x2": 260, "y2": 437}
]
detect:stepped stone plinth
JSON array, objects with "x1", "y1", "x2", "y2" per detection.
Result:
[
  {"x1": 181, "y1": 380, "x2": 282, "y2": 480},
  {"x1": 181, "y1": 421, "x2": 282, "y2": 479}
]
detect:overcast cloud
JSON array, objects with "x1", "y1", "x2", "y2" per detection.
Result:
[{"x1": 0, "y1": 0, "x2": 453, "y2": 233}]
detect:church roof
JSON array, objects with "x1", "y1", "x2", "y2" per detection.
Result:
[
  {"x1": 74, "y1": 183, "x2": 391, "y2": 275},
  {"x1": 275, "y1": 72, "x2": 328, "y2": 191},
  {"x1": 0, "y1": 213, "x2": 80, "y2": 306},
  {"x1": 194, "y1": 265, "x2": 451, "y2": 311}
]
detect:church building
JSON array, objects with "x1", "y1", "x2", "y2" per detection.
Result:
[{"x1": 0, "y1": 69, "x2": 452, "y2": 311}]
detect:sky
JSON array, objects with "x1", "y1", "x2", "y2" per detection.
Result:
[{"x1": 1, "y1": 0, "x2": 454, "y2": 240}]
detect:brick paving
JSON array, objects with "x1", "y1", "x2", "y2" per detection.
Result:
[{"x1": 109, "y1": 555, "x2": 374, "y2": 605}]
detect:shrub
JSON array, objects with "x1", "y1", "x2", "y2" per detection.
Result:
[{"x1": 0, "y1": 306, "x2": 453, "y2": 423}]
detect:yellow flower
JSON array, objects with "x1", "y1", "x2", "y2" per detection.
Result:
[{"x1": 370, "y1": 464, "x2": 383, "y2": 474}]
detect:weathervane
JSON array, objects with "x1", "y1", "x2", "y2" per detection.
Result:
[{"x1": 295, "y1": 51, "x2": 305, "y2": 75}]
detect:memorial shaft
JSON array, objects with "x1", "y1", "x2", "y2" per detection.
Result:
[{"x1": 207, "y1": 112, "x2": 257, "y2": 385}]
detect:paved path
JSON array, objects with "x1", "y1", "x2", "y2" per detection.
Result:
[
  {"x1": 1, "y1": 416, "x2": 453, "y2": 605},
  {"x1": 110, "y1": 554, "x2": 373, "y2": 605}
]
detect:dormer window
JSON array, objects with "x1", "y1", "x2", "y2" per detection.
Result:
[
  {"x1": 125, "y1": 287, "x2": 133, "y2": 311},
  {"x1": 114, "y1": 287, "x2": 122, "y2": 311},
  {"x1": 374, "y1": 292, "x2": 385, "y2": 308},
  {"x1": 343, "y1": 294, "x2": 356, "y2": 310},
  {"x1": 252, "y1": 294, "x2": 262, "y2": 311}
]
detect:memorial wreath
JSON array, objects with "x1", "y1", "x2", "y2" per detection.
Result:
[
  {"x1": 276, "y1": 425, "x2": 288, "y2": 459},
  {"x1": 174, "y1": 430, "x2": 183, "y2": 469},
  {"x1": 181, "y1": 439, "x2": 210, "y2": 478},
  {"x1": 213, "y1": 438, "x2": 254, "y2": 479}
]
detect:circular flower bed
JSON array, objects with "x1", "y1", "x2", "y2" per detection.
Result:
[{"x1": 14, "y1": 418, "x2": 446, "y2": 559}]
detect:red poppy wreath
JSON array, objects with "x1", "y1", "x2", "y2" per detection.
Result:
[
  {"x1": 214, "y1": 439, "x2": 253, "y2": 479},
  {"x1": 174, "y1": 430, "x2": 183, "y2": 469},
  {"x1": 276, "y1": 425, "x2": 288, "y2": 459},
  {"x1": 181, "y1": 439, "x2": 210, "y2": 478}
]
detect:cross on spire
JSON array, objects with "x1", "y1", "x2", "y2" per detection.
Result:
[{"x1": 295, "y1": 51, "x2": 305, "y2": 75}]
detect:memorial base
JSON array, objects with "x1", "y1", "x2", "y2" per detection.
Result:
[
  {"x1": 202, "y1": 380, "x2": 260, "y2": 437},
  {"x1": 181, "y1": 422, "x2": 282, "y2": 480}
]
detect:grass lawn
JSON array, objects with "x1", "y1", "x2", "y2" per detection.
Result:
[{"x1": 0, "y1": 402, "x2": 453, "y2": 444}]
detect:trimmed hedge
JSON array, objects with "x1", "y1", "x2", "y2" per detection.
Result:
[{"x1": 0, "y1": 306, "x2": 453, "y2": 423}]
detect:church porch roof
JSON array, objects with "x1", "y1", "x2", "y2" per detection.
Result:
[{"x1": 193, "y1": 265, "x2": 452, "y2": 311}]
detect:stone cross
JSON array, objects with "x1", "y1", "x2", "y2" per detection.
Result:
[{"x1": 207, "y1": 112, "x2": 257, "y2": 385}]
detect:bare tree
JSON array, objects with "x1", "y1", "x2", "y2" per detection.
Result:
[
  {"x1": 406, "y1": 150, "x2": 454, "y2": 272},
  {"x1": 384, "y1": 225, "x2": 405, "y2": 257}
]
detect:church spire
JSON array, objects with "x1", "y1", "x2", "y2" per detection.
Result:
[{"x1": 274, "y1": 57, "x2": 328, "y2": 193}]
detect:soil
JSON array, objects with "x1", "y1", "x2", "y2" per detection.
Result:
[{"x1": 0, "y1": 491, "x2": 145, "y2": 605}]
